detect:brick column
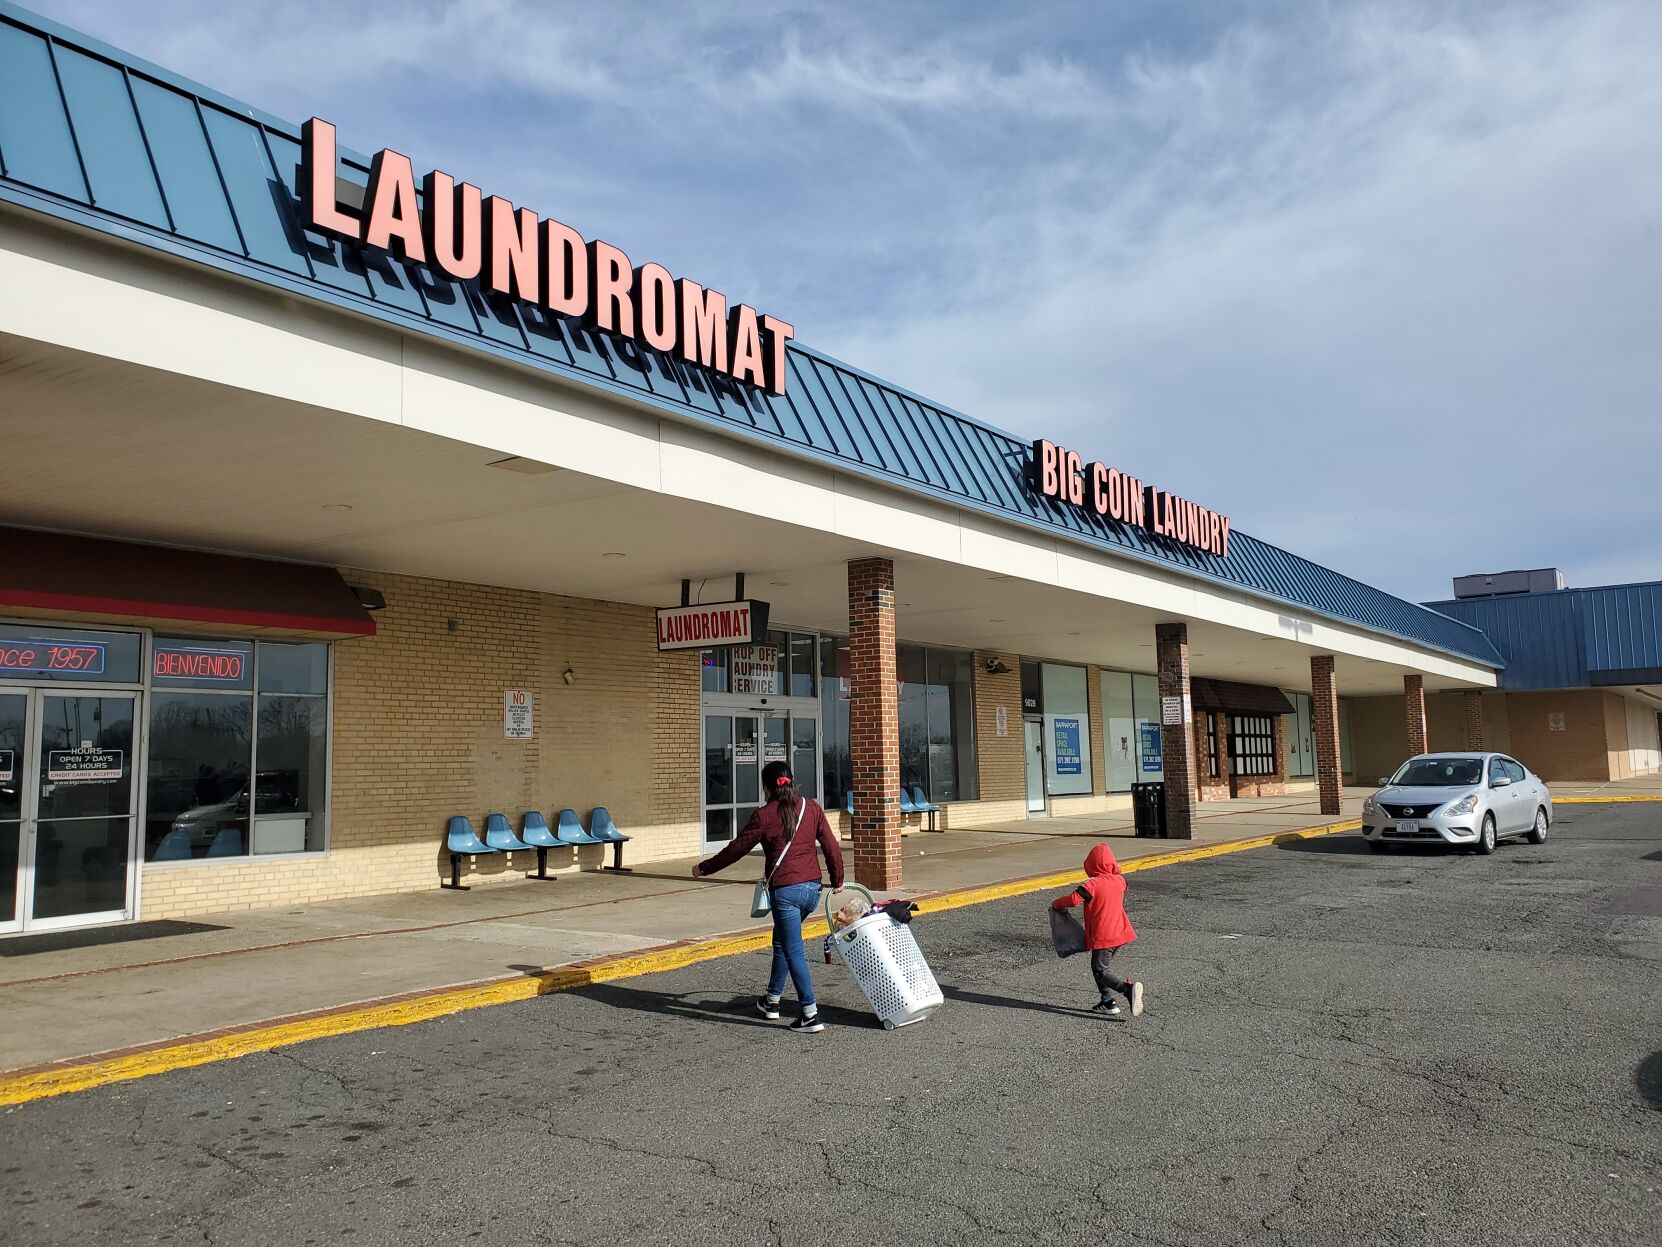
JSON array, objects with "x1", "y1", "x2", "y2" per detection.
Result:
[
  {"x1": 1463, "y1": 690, "x2": 1485, "y2": 750},
  {"x1": 848, "y1": 558, "x2": 901, "y2": 888},
  {"x1": 1155, "y1": 622, "x2": 1195, "y2": 839},
  {"x1": 1311, "y1": 655, "x2": 1342, "y2": 816},
  {"x1": 1404, "y1": 674, "x2": 1428, "y2": 757}
]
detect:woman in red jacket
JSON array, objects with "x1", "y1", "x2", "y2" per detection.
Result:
[
  {"x1": 1052, "y1": 843, "x2": 1145, "y2": 1017},
  {"x1": 694, "y1": 761, "x2": 844, "y2": 1033}
]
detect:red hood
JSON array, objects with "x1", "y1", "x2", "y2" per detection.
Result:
[{"x1": 1085, "y1": 843, "x2": 1121, "y2": 878}]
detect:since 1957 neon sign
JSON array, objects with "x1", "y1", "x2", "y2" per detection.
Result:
[{"x1": 299, "y1": 119, "x2": 795, "y2": 396}]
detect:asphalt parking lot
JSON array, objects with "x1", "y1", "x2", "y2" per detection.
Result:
[{"x1": 3, "y1": 804, "x2": 1658, "y2": 1246}]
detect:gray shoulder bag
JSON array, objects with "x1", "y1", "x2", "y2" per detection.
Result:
[{"x1": 750, "y1": 799, "x2": 805, "y2": 918}]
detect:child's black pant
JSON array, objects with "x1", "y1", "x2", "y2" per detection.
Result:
[{"x1": 1091, "y1": 948, "x2": 1131, "y2": 999}]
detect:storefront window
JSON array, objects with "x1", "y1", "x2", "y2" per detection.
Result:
[
  {"x1": 820, "y1": 638, "x2": 976, "y2": 808},
  {"x1": 1040, "y1": 662, "x2": 1092, "y2": 796},
  {"x1": 145, "y1": 690, "x2": 252, "y2": 859},
  {"x1": 818, "y1": 636, "x2": 849, "y2": 809},
  {"x1": 1102, "y1": 670, "x2": 1164, "y2": 790},
  {"x1": 145, "y1": 639, "x2": 329, "y2": 862},
  {"x1": 700, "y1": 630, "x2": 817, "y2": 698}
]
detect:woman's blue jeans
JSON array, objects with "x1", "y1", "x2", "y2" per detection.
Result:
[{"x1": 766, "y1": 881, "x2": 822, "y2": 1009}]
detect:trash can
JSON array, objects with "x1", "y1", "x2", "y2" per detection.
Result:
[{"x1": 1132, "y1": 782, "x2": 1166, "y2": 838}]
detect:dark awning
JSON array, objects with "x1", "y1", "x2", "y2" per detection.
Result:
[
  {"x1": 1190, "y1": 678, "x2": 1295, "y2": 716},
  {"x1": 0, "y1": 527, "x2": 375, "y2": 640}
]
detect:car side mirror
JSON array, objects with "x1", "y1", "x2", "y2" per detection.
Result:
[
  {"x1": 1378, "y1": 777, "x2": 1390, "y2": 787},
  {"x1": 1491, "y1": 776, "x2": 1512, "y2": 788}
]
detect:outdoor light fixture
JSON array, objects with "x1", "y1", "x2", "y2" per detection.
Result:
[
  {"x1": 351, "y1": 585, "x2": 386, "y2": 611},
  {"x1": 983, "y1": 657, "x2": 1012, "y2": 675},
  {"x1": 562, "y1": 667, "x2": 576, "y2": 685}
]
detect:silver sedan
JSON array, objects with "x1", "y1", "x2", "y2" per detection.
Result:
[{"x1": 1361, "y1": 752, "x2": 1553, "y2": 854}]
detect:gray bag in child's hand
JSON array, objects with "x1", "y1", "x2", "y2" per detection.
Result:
[{"x1": 1049, "y1": 906, "x2": 1087, "y2": 958}]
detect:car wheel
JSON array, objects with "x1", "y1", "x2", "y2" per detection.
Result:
[
  {"x1": 1474, "y1": 813, "x2": 1497, "y2": 855},
  {"x1": 1527, "y1": 807, "x2": 1548, "y2": 845}
]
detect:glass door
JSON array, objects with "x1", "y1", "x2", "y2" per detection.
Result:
[
  {"x1": 701, "y1": 707, "x2": 822, "y2": 851},
  {"x1": 703, "y1": 712, "x2": 761, "y2": 850},
  {"x1": 1025, "y1": 719, "x2": 1047, "y2": 814},
  {"x1": 24, "y1": 692, "x2": 139, "y2": 929},
  {"x1": 0, "y1": 693, "x2": 25, "y2": 932}
]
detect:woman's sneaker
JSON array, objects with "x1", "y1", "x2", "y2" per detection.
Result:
[
  {"x1": 1128, "y1": 982, "x2": 1145, "y2": 1017},
  {"x1": 789, "y1": 1011, "x2": 826, "y2": 1034},
  {"x1": 756, "y1": 996, "x2": 782, "y2": 1020}
]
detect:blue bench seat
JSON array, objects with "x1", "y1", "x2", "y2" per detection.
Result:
[
  {"x1": 519, "y1": 812, "x2": 563, "y2": 881},
  {"x1": 443, "y1": 816, "x2": 497, "y2": 890},
  {"x1": 588, "y1": 807, "x2": 632, "y2": 872}
]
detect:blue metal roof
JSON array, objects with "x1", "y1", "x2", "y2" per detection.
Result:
[
  {"x1": 0, "y1": 2, "x2": 1503, "y2": 670},
  {"x1": 1426, "y1": 581, "x2": 1662, "y2": 689}
]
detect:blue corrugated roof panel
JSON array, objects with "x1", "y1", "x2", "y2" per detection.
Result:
[
  {"x1": 1426, "y1": 581, "x2": 1662, "y2": 689},
  {"x1": 0, "y1": 2, "x2": 1504, "y2": 669}
]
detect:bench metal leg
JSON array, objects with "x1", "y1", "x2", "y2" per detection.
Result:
[
  {"x1": 604, "y1": 841, "x2": 631, "y2": 873},
  {"x1": 532, "y1": 846, "x2": 557, "y2": 881},
  {"x1": 442, "y1": 852, "x2": 470, "y2": 891}
]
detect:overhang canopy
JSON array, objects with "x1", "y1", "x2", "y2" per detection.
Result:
[
  {"x1": 1190, "y1": 678, "x2": 1295, "y2": 716},
  {"x1": 0, "y1": 527, "x2": 375, "y2": 639}
]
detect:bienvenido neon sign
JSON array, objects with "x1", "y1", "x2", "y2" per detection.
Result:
[
  {"x1": 1029, "y1": 439, "x2": 1230, "y2": 559},
  {"x1": 299, "y1": 119, "x2": 795, "y2": 395}
]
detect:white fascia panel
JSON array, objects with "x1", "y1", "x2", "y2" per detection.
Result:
[
  {"x1": 0, "y1": 213, "x2": 403, "y2": 426},
  {"x1": 1, "y1": 212, "x2": 1496, "y2": 685},
  {"x1": 656, "y1": 418, "x2": 838, "y2": 532},
  {"x1": 827, "y1": 474, "x2": 963, "y2": 563},
  {"x1": 398, "y1": 340, "x2": 661, "y2": 492},
  {"x1": 959, "y1": 516, "x2": 1061, "y2": 583}
]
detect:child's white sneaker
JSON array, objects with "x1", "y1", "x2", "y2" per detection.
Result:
[{"x1": 1129, "y1": 981, "x2": 1145, "y2": 1017}]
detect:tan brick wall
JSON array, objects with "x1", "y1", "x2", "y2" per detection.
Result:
[
  {"x1": 140, "y1": 568, "x2": 700, "y2": 919},
  {"x1": 1497, "y1": 691, "x2": 1612, "y2": 780},
  {"x1": 973, "y1": 651, "x2": 1024, "y2": 803},
  {"x1": 1346, "y1": 694, "x2": 1410, "y2": 786}
]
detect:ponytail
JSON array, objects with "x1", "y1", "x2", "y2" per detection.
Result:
[{"x1": 773, "y1": 780, "x2": 801, "y2": 837}]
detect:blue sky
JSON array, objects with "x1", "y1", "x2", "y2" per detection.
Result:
[{"x1": 34, "y1": 0, "x2": 1662, "y2": 602}]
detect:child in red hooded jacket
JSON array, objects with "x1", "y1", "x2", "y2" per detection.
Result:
[{"x1": 1052, "y1": 843, "x2": 1144, "y2": 1017}]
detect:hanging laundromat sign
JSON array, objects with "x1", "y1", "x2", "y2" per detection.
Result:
[
  {"x1": 300, "y1": 119, "x2": 795, "y2": 395},
  {"x1": 1029, "y1": 439, "x2": 1230, "y2": 559}
]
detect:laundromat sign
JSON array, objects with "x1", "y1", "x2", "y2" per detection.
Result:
[
  {"x1": 300, "y1": 119, "x2": 795, "y2": 395},
  {"x1": 655, "y1": 600, "x2": 771, "y2": 651},
  {"x1": 1029, "y1": 439, "x2": 1231, "y2": 559}
]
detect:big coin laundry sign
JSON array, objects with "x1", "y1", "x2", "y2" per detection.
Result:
[{"x1": 1029, "y1": 439, "x2": 1231, "y2": 559}]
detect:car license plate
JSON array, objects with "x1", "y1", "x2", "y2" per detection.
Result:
[{"x1": 1394, "y1": 820, "x2": 1419, "y2": 834}]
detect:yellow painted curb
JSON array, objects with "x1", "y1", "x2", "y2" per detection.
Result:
[
  {"x1": 1554, "y1": 795, "x2": 1662, "y2": 804},
  {"x1": 0, "y1": 818, "x2": 1359, "y2": 1108}
]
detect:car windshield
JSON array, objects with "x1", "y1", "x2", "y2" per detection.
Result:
[{"x1": 1389, "y1": 758, "x2": 1484, "y2": 787}]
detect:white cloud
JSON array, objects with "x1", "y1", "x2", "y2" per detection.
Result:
[{"x1": 32, "y1": 0, "x2": 1662, "y2": 599}]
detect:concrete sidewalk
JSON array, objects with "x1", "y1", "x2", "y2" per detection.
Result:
[{"x1": 2, "y1": 789, "x2": 1355, "y2": 1074}]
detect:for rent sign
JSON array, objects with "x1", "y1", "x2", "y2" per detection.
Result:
[{"x1": 655, "y1": 601, "x2": 770, "y2": 651}]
